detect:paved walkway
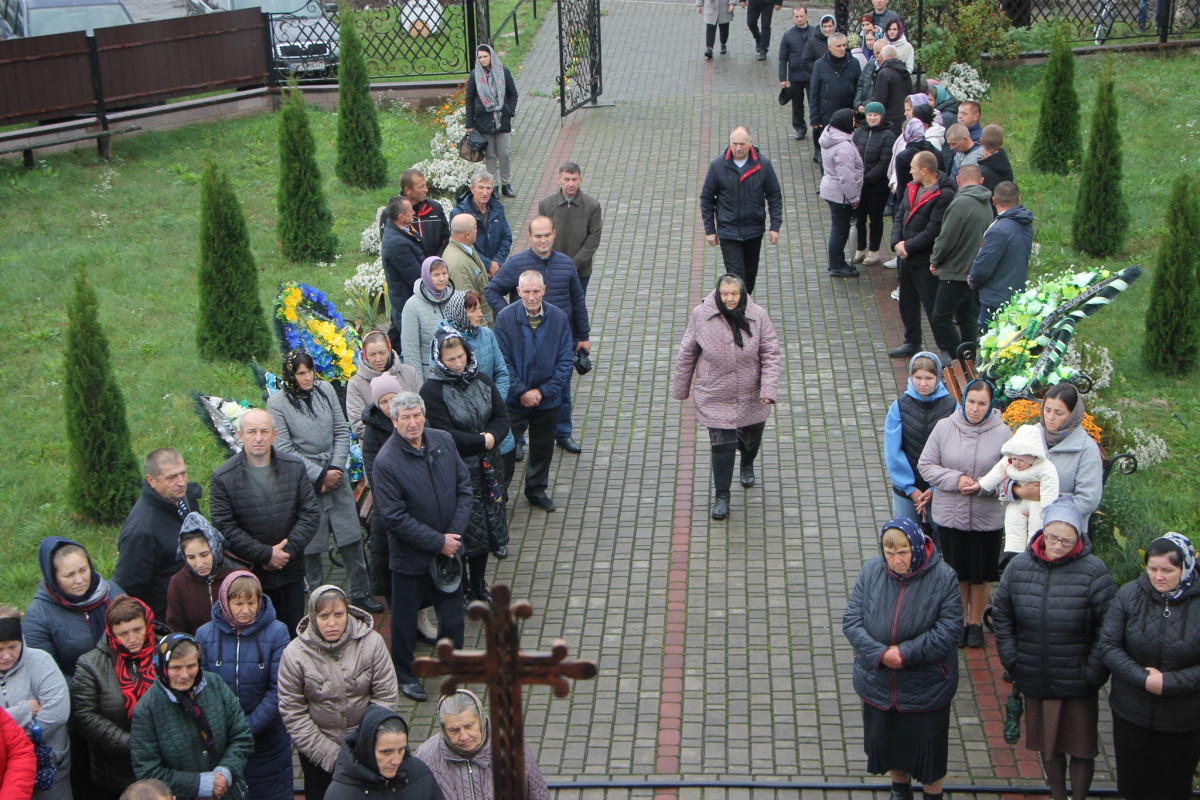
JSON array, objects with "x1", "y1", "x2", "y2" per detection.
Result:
[{"x1": 396, "y1": 1, "x2": 1121, "y2": 796}]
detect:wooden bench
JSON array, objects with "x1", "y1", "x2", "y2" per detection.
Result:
[{"x1": 0, "y1": 125, "x2": 140, "y2": 168}]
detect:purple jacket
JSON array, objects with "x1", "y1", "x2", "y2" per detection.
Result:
[
  {"x1": 672, "y1": 293, "x2": 781, "y2": 430},
  {"x1": 818, "y1": 126, "x2": 863, "y2": 204}
]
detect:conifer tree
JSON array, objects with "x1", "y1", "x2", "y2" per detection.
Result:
[
  {"x1": 197, "y1": 158, "x2": 274, "y2": 361},
  {"x1": 1029, "y1": 26, "x2": 1081, "y2": 174},
  {"x1": 335, "y1": 15, "x2": 387, "y2": 189},
  {"x1": 1144, "y1": 174, "x2": 1200, "y2": 375},
  {"x1": 278, "y1": 84, "x2": 337, "y2": 261},
  {"x1": 1072, "y1": 70, "x2": 1128, "y2": 257},
  {"x1": 63, "y1": 270, "x2": 140, "y2": 523}
]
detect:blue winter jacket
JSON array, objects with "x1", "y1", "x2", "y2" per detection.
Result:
[
  {"x1": 699, "y1": 146, "x2": 784, "y2": 242},
  {"x1": 196, "y1": 596, "x2": 293, "y2": 800},
  {"x1": 843, "y1": 541, "x2": 963, "y2": 712},
  {"x1": 485, "y1": 248, "x2": 589, "y2": 341},
  {"x1": 969, "y1": 204, "x2": 1035, "y2": 309},
  {"x1": 884, "y1": 373, "x2": 953, "y2": 497},
  {"x1": 452, "y1": 192, "x2": 513, "y2": 267},
  {"x1": 492, "y1": 300, "x2": 574, "y2": 412}
]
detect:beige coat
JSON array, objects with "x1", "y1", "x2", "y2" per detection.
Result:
[
  {"x1": 277, "y1": 604, "x2": 399, "y2": 772},
  {"x1": 442, "y1": 239, "x2": 495, "y2": 324}
]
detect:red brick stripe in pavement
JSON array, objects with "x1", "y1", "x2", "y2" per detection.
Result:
[{"x1": 968, "y1": 628, "x2": 1045, "y2": 795}]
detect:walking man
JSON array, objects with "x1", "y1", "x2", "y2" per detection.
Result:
[
  {"x1": 537, "y1": 162, "x2": 604, "y2": 296},
  {"x1": 778, "y1": 6, "x2": 817, "y2": 140},
  {"x1": 742, "y1": 0, "x2": 783, "y2": 60}
]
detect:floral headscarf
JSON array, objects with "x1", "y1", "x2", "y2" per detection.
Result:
[
  {"x1": 281, "y1": 349, "x2": 317, "y2": 406},
  {"x1": 154, "y1": 633, "x2": 215, "y2": 748},
  {"x1": 442, "y1": 292, "x2": 476, "y2": 337},
  {"x1": 429, "y1": 325, "x2": 480, "y2": 387},
  {"x1": 472, "y1": 45, "x2": 507, "y2": 129},
  {"x1": 1151, "y1": 532, "x2": 1197, "y2": 600},
  {"x1": 881, "y1": 517, "x2": 930, "y2": 576},
  {"x1": 216, "y1": 570, "x2": 262, "y2": 634},
  {"x1": 902, "y1": 118, "x2": 925, "y2": 144},
  {"x1": 176, "y1": 512, "x2": 227, "y2": 580}
]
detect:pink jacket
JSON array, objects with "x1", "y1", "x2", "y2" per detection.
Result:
[{"x1": 673, "y1": 293, "x2": 781, "y2": 430}]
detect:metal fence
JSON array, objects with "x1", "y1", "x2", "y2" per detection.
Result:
[{"x1": 557, "y1": 0, "x2": 601, "y2": 116}]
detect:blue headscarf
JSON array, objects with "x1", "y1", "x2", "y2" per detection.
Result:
[
  {"x1": 881, "y1": 516, "x2": 929, "y2": 575},
  {"x1": 1151, "y1": 532, "x2": 1197, "y2": 600},
  {"x1": 960, "y1": 378, "x2": 996, "y2": 425}
]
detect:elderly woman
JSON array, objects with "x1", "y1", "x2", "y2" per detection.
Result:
[
  {"x1": 991, "y1": 498, "x2": 1116, "y2": 800},
  {"x1": 451, "y1": 171, "x2": 513, "y2": 278},
  {"x1": 267, "y1": 349, "x2": 377, "y2": 613},
  {"x1": 1100, "y1": 533, "x2": 1200, "y2": 800},
  {"x1": 673, "y1": 274, "x2": 782, "y2": 521},
  {"x1": 166, "y1": 514, "x2": 237, "y2": 636},
  {"x1": 71, "y1": 596, "x2": 159, "y2": 799},
  {"x1": 414, "y1": 689, "x2": 549, "y2": 800},
  {"x1": 420, "y1": 327, "x2": 511, "y2": 606},
  {"x1": 0, "y1": 605, "x2": 72, "y2": 800},
  {"x1": 1012, "y1": 383, "x2": 1103, "y2": 534},
  {"x1": 464, "y1": 44, "x2": 518, "y2": 198},
  {"x1": 346, "y1": 330, "x2": 422, "y2": 440},
  {"x1": 402, "y1": 257, "x2": 462, "y2": 380},
  {"x1": 195, "y1": 572, "x2": 292, "y2": 800},
  {"x1": 130, "y1": 633, "x2": 253, "y2": 800},
  {"x1": 278, "y1": 585, "x2": 398, "y2": 800},
  {"x1": 326, "y1": 705, "x2": 443, "y2": 800},
  {"x1": 842, "y1": 518, "x2": 962, "y2": 800},
  {"x1": 918, "y1": 378, "x2": 1011, "y2": 649}
]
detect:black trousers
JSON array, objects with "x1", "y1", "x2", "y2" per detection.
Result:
[
  {"x1": 705, "y1": 22, "x2": 729, "y2": 47},
  {"x1": 299, "y1": 751, "x2": 333, "y2": 800},
  {"x1": 789, "y1": 84, "x2": 809, "y2": 130},
  {"x1": 930, "y1": 279, "x2": 981, "y2": 356},
  {"x1": 854, "y1": 186, "x2": 889, "y2": 251},
  {"x1": 508, "y1": 404, "x2": 558, "y2": 498},
  {"x1": 897, "y1": 258, "x2": 939, "y2": 347},
  {"x1": 264, "y1": 579, "x2": 306, "y2": 639},
  {"x1": 718, "y1": 236, "x2": 764, "y2": 295},
  {"x1": 746, "y1": 1, "x2": 775, "y2": 51},
  {"x1": 390, "y1": 570, "x2": 464, "y2": 684}
]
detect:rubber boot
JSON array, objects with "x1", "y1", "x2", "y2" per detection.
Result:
[{"x1": 711, "y1": 443, "x2": 736, "y2": 520}]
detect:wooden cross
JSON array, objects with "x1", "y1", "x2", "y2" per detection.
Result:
[{"x1": 412, "y1": 583, "x2": 597, "y2": 800}]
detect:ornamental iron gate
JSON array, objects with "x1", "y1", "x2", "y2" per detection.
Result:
[{"x1": 557, "y1": 0, "x2": 602, "y2": 116}]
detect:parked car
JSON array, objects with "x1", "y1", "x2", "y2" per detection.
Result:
[
  {"x1": 186, "y1": 0, "x2": 338, "y2": 77},
  {"x1": 1, "y1": 0, "x2": 132, "y2": 37}
]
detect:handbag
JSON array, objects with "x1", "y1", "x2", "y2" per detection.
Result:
[
  {"x1": 29, "y1": 718, "x2": 56, "y2": 791},
  {"x1": 458, "y1": 130, "x2": 488, "y2": 162}
]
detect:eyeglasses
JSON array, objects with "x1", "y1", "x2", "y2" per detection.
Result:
[{"x1": 1044, "y1": 534, "x2": 1077, "y2": 548}]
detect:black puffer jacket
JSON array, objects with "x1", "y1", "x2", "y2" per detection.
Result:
[
  {"x1": 699, "y1": 146, "x2": 784, "y2": 242},
  {"x1": 360, "y1": 403, "x2": 395, "y2": 597},
  {"x1": 113, "y1": 480, "x2": 204, "y2": 620},
  {"x1": 890, "y1": 172, "x2": 956, "y2": 269},
  {"x1": 209, "y1": 448, "x2": 320, "y2": 590},
  {"x1": 1100, "y1": 574, "x2": 1200, "y2": 732},
  {"x1": 71, "y1": 639, "x2": 138, "y2": 793},
  {"x1": 853, "y1": 122, "x2": 897, "y2": 191},
  {"x1": 991, "y1": 533, "x2": 1116, "y2": 699}
]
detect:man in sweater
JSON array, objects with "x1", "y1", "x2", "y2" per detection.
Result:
[
  {"x1": 945, "y1": 123, "x2": 983, "y2": 180},
  {"x1": 929, "y1": 165, "x2": 991, "y2": 357},
  {"x1": 537, "y1": 162, "x2": 604, "y2": 296},
  {"x1": 970, "y1": 181, "x2": 1035, "y2": 333},
  {"x1": 778, "y1": 5, "x2": 817, "y2": 139}
]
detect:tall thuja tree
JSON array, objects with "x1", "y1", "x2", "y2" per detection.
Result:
[
  {"x1": 277, "y1": 84, "x2": 337, "y2": 261},
  {"x1": 64, "y1": 270, "x2": 140, "y2": 523},
  {"x1": 1029, "y1": 25, "x2": 1081, "y2": 174},
  {"x1": 1072, "y1": 68, "x2": 1128, "y2": 257},
  {"x1": 335, "y1": 11, "x2": 387, "y2": 189},
  {"x1": 197, "y1": 157, "x2": 274, "y2": 361},
  {"x1": 1144, "y1": 174, "x2": 1200, "y2": 375}
]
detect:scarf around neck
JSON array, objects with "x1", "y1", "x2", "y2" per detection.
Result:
[
  {"x1": 155, "y1": 633, "x2": 215, "y2": 749},
  {"x1": 1041, "y1": 393, "x2": 1086, "y2": 450},
  {"x1": 713, "y1": 282, "x2": 752, "y2": 348},
  {"x1": 107, "y1": 597, "x2": 157, "y2": 719},
  {"x1": 421, "y1": 256, "x2": 451, "y2": 301},
  {"x1": 472, "y1": 45, "x2": 506, "y2": 129}
]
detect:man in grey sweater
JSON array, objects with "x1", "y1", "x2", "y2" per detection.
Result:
[{"x1": 929, "y1": 165, "x2": 992, "y2": 358}]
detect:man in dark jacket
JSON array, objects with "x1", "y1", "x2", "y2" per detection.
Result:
[
  {"x1": 381, "y1": 196, "x2": 426, "y2": 353},
  {"x1": 742, "y1": 0, "x2": 782, "y2": 60},
  {"x1": 372, "y1": 392, "x2": 472, "y2": 702},
  {"x1": 537, "y1": 162, "x2": 604, "y2": 296},
  {"x1": 209, "y1": 409, "x2": 320, "y2": 636},
  {"x1": 450, "y1": 170, "x2": 512, "y2": 275},
  {"x1": 970, "y1": 180, "x2": 1034, "y2": 332},
  {"x1": 870, "y1": 45, "x2": 911, "y2": 135},
  {"x1": 114, "y1": 448, "x2": 203, "y2": 621},
  {"x1": 699, "y1": 126, "x2": 784, "y2": 295},
  {"x1": 799, "y1": 13, "x2": 833, "y2": 83},
  {"x1": 402, "y1": 169, "x2": 448, "y2": 257},
  {"x1": 778, "y1": 6, "x2": 817, "y2": 139},
  {"x1": 978, "y1": 124, "x2": 1015, "y2": 193},
  {"x1": 888, "y1": 151, "x2": 956, "y2": 358},
  {"x1": 809, "y1": 33, "x2": 861, "y2": 161},
  {"x1": 493, "y1": 271, "x2": 575, "y2": 512},
  {"x1": 929, "y1": 165, "x2": 991, "y2": 356},
  {"x1": 486, "y1": 216, "x2": 590, "y2": 454}
]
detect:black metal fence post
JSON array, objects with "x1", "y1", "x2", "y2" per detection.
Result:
[{"x1": 86, "y1": 36, "x2": 111, "y2": 159}]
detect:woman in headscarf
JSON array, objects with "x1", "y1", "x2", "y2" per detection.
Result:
[
  {"x1": 992, "y1": 498, "x2": 1116, "y2": 800},
  {"x1": 195, "y1": 572, "x2": 292, "y2": 800},
  {"x1": 278, "y1": 585, "x2": 398, "y2": 800},
  {"x1": 325, "y1": 706, "x2": 443, "y2": 800},
  {"x1": 673, "y1": 274, "x2": 782, "y2": 521},
  {"x1": 346, "y1": 329, "x2": 421, "y2": 440},
  {"x1": 883, "y1": 17, "x2": 913, "y2": 71},
  {"x1": 917, "y1": 379, "x2": 1011, "y2": 649},
  {"x1": 887, "y1": 117, "x2": 939, "y2": 202},
  {"x1": 71, "y1": 595, "x2": 159, "y2": 799},
  {"x1": 906, "y1": 94, "x2": 945, "y2": 151},
  {"x1": 166, "y1": 513, "x2": 238, "y2": 636},
  {"x1": 266, "y1": 349, "x2": 377, "y2": 614},
  {"x1": 1011, "y1": 383, "x2": 1104, "y2": 534},
  {"x1": 818, "y1": 108, "x2": 864, "y2": 278},
  {"x1": 402, "y1": 257, "x2": 463, "y2": 380},
  {"x1": 1101, "y1": 532, "x2": 1200, "y2": 800},
  {"x1": 464, "y1": 44, "x2": 519, "y2": 198},
  {"x1": 419, "y1": 326, "x2": 511, "y2": 605},
  {"x1": 842, "y1": 518, "x2": 962, "y2": 800},
  {"x1": 414, "y1": 689, "x2": 550, "y2": 800},
  {"x1": 129, "y1": 633, "x2": 253, "y2": 800}
]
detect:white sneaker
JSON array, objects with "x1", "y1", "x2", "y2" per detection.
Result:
[
  {"x1": 884, "y1": 257, "x2": 898, "y2": 269},
  {"x1": 890, "y1": 288, "x2": 900, "y2": 300},
  {"x1": 417, "y1": 607, "x2": 438, "y2": 640}
]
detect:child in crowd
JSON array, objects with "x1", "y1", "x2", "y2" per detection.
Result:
[{"x1": 977, "y1": 424, "x2": 1059, "y2": 556}]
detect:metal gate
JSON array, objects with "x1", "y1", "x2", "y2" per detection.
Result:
[{"x1": 557, "y1": 0, "x2": 602, "y2": 116}]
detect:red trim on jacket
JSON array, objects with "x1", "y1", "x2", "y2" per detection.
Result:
[
  {"x1": 904, "y1": 181, "x2": 943, "y2": 223},
  {"x1": 725, "y1": 146, "x2": 763, "y2": 183}
]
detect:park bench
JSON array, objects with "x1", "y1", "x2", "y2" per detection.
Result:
[{"x1": 0, "y1": 125, "x2": 140, "y2": 168}]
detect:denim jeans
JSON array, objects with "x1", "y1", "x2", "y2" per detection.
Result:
[{"x1": 826, "y1": 200, "x2": 854, "y2": 270}]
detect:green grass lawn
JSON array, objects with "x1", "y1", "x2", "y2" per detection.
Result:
[{"x1": 985, "y1": 49, "x2": 1200, "y2": 580}]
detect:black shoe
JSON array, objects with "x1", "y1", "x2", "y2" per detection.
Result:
[
  {"x1": 514, "y1": 442, "x2": 525, "y2": 461},
  {"x1": 740, "y1": 466, "x2": 755, "y2": 487},
  {"x1": 793, "y1": 129, "x2": 805, "y2": 140},
  {"x1": 755, "y1": 50, "x2": 766, "y2": 60},
  {"x1": 961, "y1": 624, "x2": 970, "y2": 648},
  {"x1": 888, "y1": 343, "x2": 921, "y2": 358},
  {"x1": 966, "y1": 623, "x2": 985, "y2": 648},
  {"x1": 556, "y1": 436, "x2": 582, "y2": 453},
  {"x1": 475, "y1": 585, "x2": 493, "y2": 608},
  {"x1": 830, "y1": 266, "x2": 860, "y2": 278},
  {"x1": 352, "y1": 594, "x2": 384, "y2": 614},
  {"x1": 711, "y1": 495, "x2": 730, "y2": 520},
  {"x1": 705, "y1": 47, "x2": 713, "y2": 59},
  {"x1": 811, "y1": 152, "x2": 821, "y2": 164},
  {"x1": 889, "y1": 784, "x2": 915, "y2": 800},
  {"x1": 401, "y1": 683, "x2": 428, "y2": 701},
  {"x1": 492, "y1": 545, "x2": 508, "y2": 560},
  {"x1": 528, "y1": 493, "x2": 557, "y2": 512},
  {"x1": 720, "y1": 43, "x2": 728, "y2": 54},
  {"x1": 501, "y1": 184, "x2": 516, "y2": 198}
]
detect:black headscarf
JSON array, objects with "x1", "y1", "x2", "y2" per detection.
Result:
[
  {"x1": 281, "y1": 349, "x2": 320, "y2": 413},
  {"x1": 713, "y1": 274, "x2": 752, "y2": 348},
  {"x1": 153, "y1": 633, "x2": 215, "y2": 749}
]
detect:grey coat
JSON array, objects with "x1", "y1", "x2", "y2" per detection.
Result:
[
  {"x1": 0, "y1": 645, "x2": 72, "y2": 789},
  {"x1": 267, "y1": 382, "x2": 361, "y2": 550},
  {"x1": 696, "y1": 0, "x2": 733, "y2": 26},
  {"x1": 1042, "y1": 423, "x2": 1104, "y2": 534},
  {"x1": 918, "y1": 409, "x2": 1011, "y2": 531},
  {"x1": 401, "y1": 281, "x2": 463, "y2": 380}
]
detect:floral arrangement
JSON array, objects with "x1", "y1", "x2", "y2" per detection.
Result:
[
  {"x1": 360, "y1": 206, "x2": 385, "y2": 255},
  {"x1": 275, "y1": 282, "x2": 360, "y2": 383},
  {"x1": 937, "y1": 62, "x2": 990, "y2": 103},
  {"x1": 191, "y1": 392, "x2": 255, "y2": 455},
  {"x1": 1091, "y1": 405, "x2": 1169, "y2": 470},
  {"x1": 344, "y1": 257, "x2": 388, "y2": 330},
  {"x1": 1001, "y1": 398, "x2": 1103, "y2": 444},
  {"x1": 412, "y1": 86, "x2": 479, "y2": 193}
]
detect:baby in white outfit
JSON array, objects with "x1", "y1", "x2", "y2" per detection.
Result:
[{"x1": 977, "y1": 424, "x2": 1060, "y2": 554}]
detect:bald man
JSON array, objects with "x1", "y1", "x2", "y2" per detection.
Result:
[
  {"x1": 209, "y1": 408, "x2": 322, "y2": 636},
  {"x1": 443, "y1": 212, "x2": 495, "y2": 323}
]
